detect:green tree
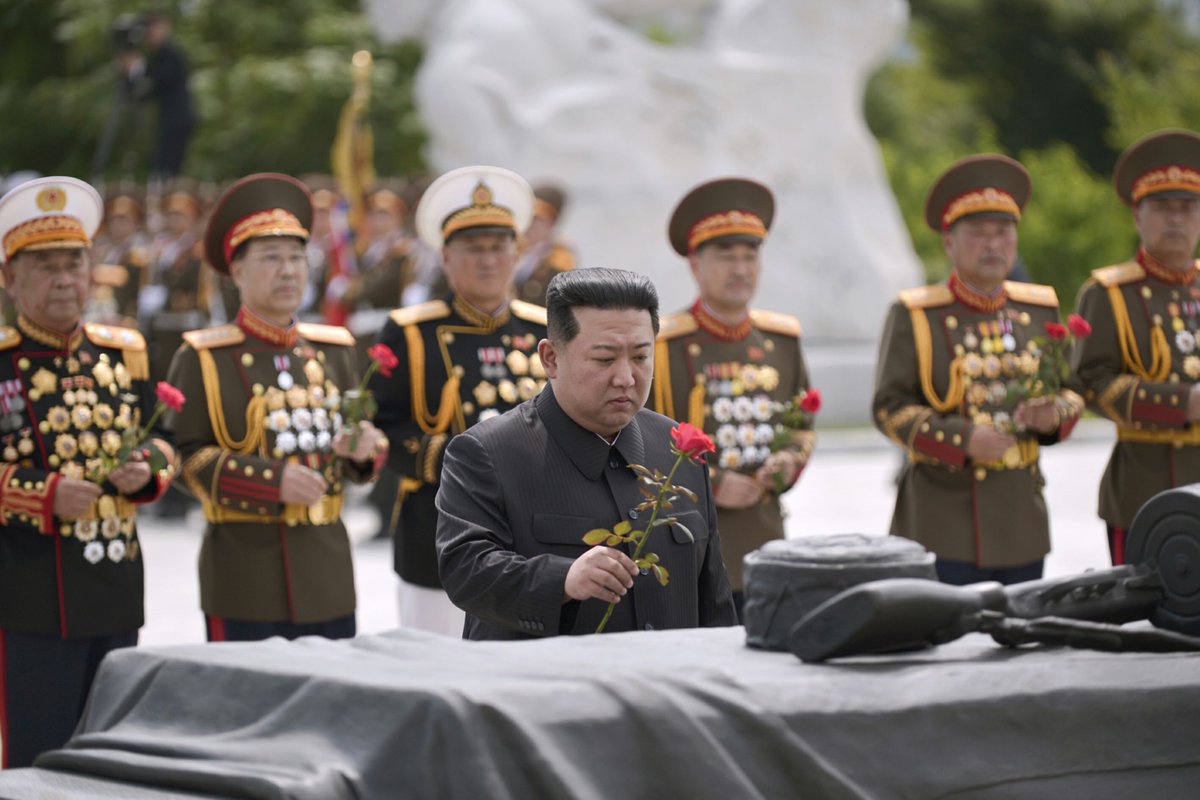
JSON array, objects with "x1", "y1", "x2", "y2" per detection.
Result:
[{"x1": 0, "y1": 0, "x2": 426, "y2": 183}]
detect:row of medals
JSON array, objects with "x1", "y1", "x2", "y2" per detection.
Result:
[
  {"x1": 951, "y1": 315, "x2": 1040, "y2": 430},
  {"x1": 704, "y1": 361, "x2": 784, "y2": 471},
  {"x1": 468, "y1": 345, "x2": 546, "y2": 423},
  {"x1": 1151, "y1": 290, "x2": 1200, "y2": 379},
  {"x1": 257, "y1": 355, "x2": 343, "y2": 458},
  {"x1": 2, "y1": 353, "x2": 142, "y2": 565}
]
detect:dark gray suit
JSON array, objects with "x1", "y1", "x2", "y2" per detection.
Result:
[{"x1": 436, "y1": 386, "x2": 737, "y2": 640}]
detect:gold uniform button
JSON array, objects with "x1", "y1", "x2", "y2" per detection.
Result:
[
  {"x1": 243, "y1": 465, "x2": 255, "y2": 477},
  {"x1": 18, "y1": 358, "x2": 30, "y2": 370},
  {"x1": 975, "y1": 468, "x2": 987, "y2": 481},
  {"x1": 241, "y1": 353, "x2": 255, "y2": 367},
  {"x1": 263, "y1": 469, "x2": 274, "y2": 480},
  {"x1": 952, "y1": 434, "x2": 962, "y2": 446},
  {"x1": 935, "y1": 431, "x2": 945, "y2": 442}
]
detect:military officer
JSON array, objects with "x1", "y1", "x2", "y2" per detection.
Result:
[
  {"x1": 0, "y1": 176, "x2": 174, "y2": 768},
  {"x1": 651, "y1": 178, "x2": 812, "y2": 616},
  {"x1": 1070, "y1": 129, "x2": 1200, "y2": 564},
  {"x1": 873, "y1": 155, "x2": 1084, "y2": 585},
  {"x1": 165, "y1": 173, "x2": 386, "y2": 642},
  {"x1": 370, "y1": 165, "x2": 548, "y2": 636},
  {"x1": 345, "y1": 185, "x2": 415, "y2": 354},
  {"x1": 513, "y1": 182, "x2": 577, "y2": 306}
]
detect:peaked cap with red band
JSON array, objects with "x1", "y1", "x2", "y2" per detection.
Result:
[
  {"x1": 668, "y1": 177, "x2": 774, "y2": 256},
  {"x1": 924, "y1": 154, "x2": 1031, "y2": 233},
  {"x1": 1113, "y1": 128, "x2": 1200, "y2": 206},
  {"x1": 203, "y1": 173, "x2": 312, "y2": 274}
]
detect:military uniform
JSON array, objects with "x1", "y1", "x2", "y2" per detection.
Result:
[
  {"x1": 88, "y1": 193, "x2": 149, "y2": 325},
  {"x1": 345, "y1": 189, "x2": 415, "y2": 353},
  {"x1": 1071, "y1": 130, "x2": 1200, "y2": 563},
  {"x1": 874, "y1": 155, "x2": 1083, "y2": 581},
  {"x1": 169, "y1": 309, "x2": 377, "y2": 628},
  {"x1": 166, "y1": 172, "x2": 384, "y2": 640},
  {"x1": 142, "y1": 190, "x2": 208, "y2": 382},
  {"x1": 0, "y1": 176, "x2": 174, "y2": 768},
  {"x1": 372, "y1": 296, "x2": 548, "y2": 588},
  {"x1": 654, "y1": 302, "x2": 811, "y2": 590}
]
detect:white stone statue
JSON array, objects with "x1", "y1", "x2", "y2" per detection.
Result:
[{"x1": 366, "y1": 0, "x2": 922, "y2": 418}]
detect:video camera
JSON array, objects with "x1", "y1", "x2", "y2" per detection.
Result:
[{"x1": 790, "y1": 484, "x2": 1200, "y2": 661}]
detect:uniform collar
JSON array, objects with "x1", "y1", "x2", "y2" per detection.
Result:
[
  {"x1": 237, "y1": 306, "x2": 299, "y2": 347},
  {"x1": 535, "y1": 384, "x2": 645, "y2": 480},
  {"x1": 948, "y1": 271, "x2": 1007, "y2": 313},
  {"x1": 452, "y1": 294, "x2": 511, "y2": 332},
  {"x1": 17, "y1": 315, "x2": 83, "y2": 352},
  {"x1": 1138, "y1": 246, "x2": 1200, "y2": 286},
  {"x1": 691, "y1": 299, "x2": 752, "y2": 341}
]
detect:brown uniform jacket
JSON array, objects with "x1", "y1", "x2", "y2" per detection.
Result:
[
  {"x1": 166, "y1": 307, "x2": 382, "y2": 624},
  {"x1": 370, "y1": 296, "x2": 548, "y2": 588},
  {"x1": 873, "y1": 278, "x2": 1082, "y2": 568},
  {"x1": 651, "y1": 301, "x2": 813, "y2": 590},
  {"x1": 0, "y1": 317, "x2": 169, "y2": 637},
  {"x1": 514, "y1": 239, "x2": 576, "y2": 307},
  {"x1": 1070, "y1": 254, "x2": 1200, "y2": 529}
]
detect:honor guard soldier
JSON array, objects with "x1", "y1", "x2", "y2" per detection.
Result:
[
  {"x1": 165, "y1": 173, "x2": 387, "y2": 643},
  {"x1": 873, "y1": 155, "x2": 1084, "y2": 585},
  {"x1": 513, "y1": 182, "x2": 577, "y2": 306},
  {"x1": 652, "y1": 178, "x2": 813, "y2": 616},
  {"x1": 142, "y1": 187, "x2": 208, "y2": 383},
  {"x1": 0, "y1": 177, "x2": 175, "y2": 768},
  {"x1": 370, "y1": 165, "x2": 548, "y2": 635},
  {"x1": 88, "y1": 191, "x2": 149, "y2": 325},
  {"x1": 1070, "y1": 130, "x2": 1200, "y2": 565}
]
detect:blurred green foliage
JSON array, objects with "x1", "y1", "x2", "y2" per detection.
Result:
[
  {"x1": 866, "y1": 0, "x2": 1200, "y2": 308},
  {"x1": 0, "y1": 0, "x2": 426, "y2": 183}
]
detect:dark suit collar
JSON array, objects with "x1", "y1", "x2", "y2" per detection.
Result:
[{"x1": 536, "y1": 384, "x2": 646, "y2": 479}]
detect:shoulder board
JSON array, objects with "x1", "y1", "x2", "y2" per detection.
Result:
[
  {"x1": 1090, "y1": 261, "x2": 1145, "y2": 288},
  {"x1": 509, "y1": 299, "x2": 548, "y2": 326},
  {"x1": 181, "y1": 324, "x2": 245, "y2": 350},
  {"x1": 0, "y1": 326, "x2": 21, "y2": 351},
  {"x1": 1004, "y1": 281, "x2": 1059, "y2": 307},
  {"x1": 92, "y1": 263, "x2": 129, "y2": 288},
  {"x1": 749, "y1": 308, "x2": 802, "y2": 338},
  {"x1": 389, "y1": 300, "x2": 451, "y2": 327},
  {"x1": 657, "y1": 311, "x2": 699, "y2": 340},
  {"x1": 84, "y1": 323, "x2": 145, "y2": 352},
  {"x1": 898, "y1": 284, "x2": 954, "y2": 309},
  {"x1": 297, "y1": 322, "x2": 355, "y2": 347},
  {"x1": 546, "y1": 243, "x2": 576, "y2": 272}
]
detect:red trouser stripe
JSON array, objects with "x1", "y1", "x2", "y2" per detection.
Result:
[
  {"x1": 206, "y1": 616, "x2": 227, "y2": 642},
  {"x1": 1111, "y1": 526, "x2": 1126, "y2": 566}
]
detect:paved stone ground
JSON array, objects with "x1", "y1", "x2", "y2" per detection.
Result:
[{"x1": 136, "y1": 419, "x2": 1118, "y2": 647}]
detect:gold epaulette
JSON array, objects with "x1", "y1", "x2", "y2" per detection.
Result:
[
  {"x1": 297, "y1": 322, "x2": 355, "y2": 347},
  {"x1": 1091, "y1": 261, "x2": 1146, "y2": 288},
  {"x1": 1004, "y1": 281, "x2": 1059, "y2": 307},
  {"x1": 0, "y1": 326, "x2": 20, "y2": 351},
  {"x1": 657, "y1": 310, "x2": 698, "y2": 340},
  {"x1": 898, "y1": 284, "x2": 954, "y2": 309},
  {"x1": 92, "y1": 263, "x2": 129, "y2": 288},
  {"x1": 84, "y1": 323, "x2": 145, "y2": 351},
  {"x1": 510, "y1": 299, "x2": 548, "y2": 325},
  {"x1": 389, "y1": 300, "x2": 451, "y2": 328},
  {"x1": 182, "y1": 324, "x2": 245, "y2": 350},
  {"x1": 128, "y1": 246, "x2": 149, "y2": 267},
  {"x1": 750, "y1": 308, "x2": 802, "y2": 338},
  {"x1": 546, "y1": 243, "x2": 576, "y2": 272}
]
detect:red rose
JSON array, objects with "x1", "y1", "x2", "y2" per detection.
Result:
[
  {"x1": 670, "y1": 422, "x2": 716, "y2": 462},
  {"x1": 1067, "y1": 314, "x2": 1092, "y2": 338},
  {"x1": 155, "y1": 381, "x2": 186, "y2": 412},
  {"x1": 1044, "y1": 321, "x2": 1068, "y2": 340},
  {"x1": 367, "y1": 343, "x2": 400, "y2": 378},
  {"x1": 799, "y1": 388, "x2": 822, "y2": 415}
]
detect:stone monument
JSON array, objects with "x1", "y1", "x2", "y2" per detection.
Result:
[{"x1": 365, "y1": 0, "x2": 922, "y2": 423}]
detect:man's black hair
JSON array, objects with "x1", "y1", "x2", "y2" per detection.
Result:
[{"x1": 546, "y1": 267, "x2": 659, "y2": 343}]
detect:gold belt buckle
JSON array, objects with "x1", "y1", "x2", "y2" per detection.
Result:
[{"x1": 307, "y1": 496, "x2": 334, "y2": 525}]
